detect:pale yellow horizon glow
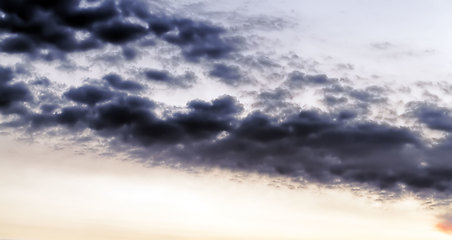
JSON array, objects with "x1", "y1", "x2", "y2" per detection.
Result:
[{"x1": 0, "y1": 135, "x2": 451, "y2": 240}]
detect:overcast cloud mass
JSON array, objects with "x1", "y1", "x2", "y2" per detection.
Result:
[{"x1": 2, "y1": 0, "x2": 452, "y2": 207}]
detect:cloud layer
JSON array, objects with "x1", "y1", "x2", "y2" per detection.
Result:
[
  {"x1": 1, "y1": 0, "x2": 452, "y2": 201},
  {"x1": 0, "y1": 0, "x2": 240, "y2": 61},
  {"x1": 2, "y1": 65, "x2": 452, "y2": 197}
]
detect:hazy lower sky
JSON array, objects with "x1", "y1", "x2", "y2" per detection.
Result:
[{"x1": 1, "y1": 0, "x2": 452, "y2": 239}]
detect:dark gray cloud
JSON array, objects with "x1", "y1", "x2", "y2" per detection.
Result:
[
  {"x1": 323, "y1": 83, "x2": 387, "y2": 105},
  {"x1": 0, "y1": 66, "x2": 14, "y2": 84},
  {"x1": 0, "y1": 66, "x2": 32, "y2": 113},
  {"x1": 121, "y1": 47, "x2": 137, "y2": 60},
  {"x1": 349, "y1": 86, "x2": 387, "y2": 103},
  {"x1": 31, "y1": 77, "x2": 51, "y2": 86},
  {"x1": 92, "y1": 19, "x2": 148, "y2": 44},
  {"x1": 0, "y1": 1, "x2": 451, "y2": 202},
  {"x1": 252, "y1": 88, "x2": 299, "y2": 117},
  {"x1": 64, "y1": 85, "x2": 114, "y2": 106},
  {"x1": 285, "y1": 71, "x2": 334, "y2": 88},
  {"x1": 410, "y1": 103, "x2": 452, "y2": 132},
  {"x1": 323, "y1": 95, "x2": 348, "y2": 106},
  {"x1": 55, "y1": 107, "x2": 89, "y2": 127},
  {"x1": 3, "y1": 68, "x2": 452, "y2": 197},
  {"x1": 88, "y1": 94, "x2": 239, "y2": 144},
  {"x1": 0, "y1": 82, "x2": 31, "y2": 109},
  {"x1": 144, "y1": 69, "x2": 196, "y2": 88},
  {"x1": 103, "y1": 73, "x2": 143, "y2": 91},
  {"x1": 209, "y1": 63, "x2": 243, "y2": 85},
  {"x1": 337, "y1": 110, "x2": 357, "y2": 121},
  {"x1": 144, "y1": 69, "x2": 171, "y2": 81},
  {"x1": 0, "y1": 0, "x2": 240, "y2": 61},
  {"x1": 160, "y1": 18, "x2": 240, "y2": 61}
]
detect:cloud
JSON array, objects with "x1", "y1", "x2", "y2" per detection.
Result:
[
  {"x1": 103, "y1": 73, "x2": 143, "y2": 91},
  {"x1": 64, "y1": 85, "x2": 114, "y2": 106},
  {"x1": 92, "y1": 18, "x2": 148, "y2": 44},
  {"x1": 323, "y1": 95, "x2": 348, "y2": 106},
  {"x1": 160, "y1": 18, "x2": 240, "y2": 61},
  {"x1": 0, "y1": 66, "x2": 32, "y2": 113},
  {"x1": 251, "y1": 88, "x2": 299, "y2": 117},
  {"x1": 410, "y1": 103, "x2": 452, "y2": 132},
  {"x1": 5, "y1": 74, "x2": 452, "y2": 196},
  {"x1": 285, "y1": 71, "x2": 334, "y2": 88},
  {"x1": 323, "y1": 83, "x2": 387, "y2": 108},
  {"x1": 0, "y1": 66, "x2": 14, "y2": 84},
  {"x1": 31, "y1": 77, "x2": 51, "y2": 86},
  {"x1": 1, "y1": 66, "x2": 452, "y2": 196},
  {"x1": 1, "y1": 0, "x2": 452, "y2": 203},
  {"x1": 121, "y1": 47, "x2": 137, "y2": 60},
  {"x1": 144, "y1": 69, "x2": 196, "y2": 88},
  {"x1": 0, "y1": 82, "x2": 31, "y2": 109},
  {"x1": 56, "y1": 106, "x2": 90, "y2": 127},
  {"x1": 348, "y1": 86, "x2": 387, "y2": 103},
  {"x1": 209, "y1": 63, "x2": 243, "y2": 86},
  {"x1": 0, "y1": 0, "x2": 240, "y2": 61}
]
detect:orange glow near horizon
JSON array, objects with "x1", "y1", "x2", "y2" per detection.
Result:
[{"x1": 436, "y1": 221, "x2": 452, "y2": 235}]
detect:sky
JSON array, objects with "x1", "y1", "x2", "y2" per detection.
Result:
[{"x1": 1, "y1": 0, "x2": 452, "y2": 239}]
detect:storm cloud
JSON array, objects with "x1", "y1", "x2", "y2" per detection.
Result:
[
  {"x1": 144, "y1": 69, "x2": 196, "y2": 88},
  {"x1": 0, "y1": 66, "x2": 32, "y2": 113},
  {"x1": 410, "y1": 103, "x2": 452, "y2": 132},
  {"x1": 285, "y1": 71, "x2": 333, "y2": 88},
  {"x1": 209, "y1": 64, "x2": 243, "y2": 85},
  {"x1": 1, "y1": 0, "x2": 452, "y2": 203},
  {"x1": 103, "y1": 73, "x2": 143, "y2": 91},
  {"x1": 1, "y1": 69, "x2": 451, "y2": 197},
  {"x1": 0, "y1": 0, "x2": 240, "y2": 61}
]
